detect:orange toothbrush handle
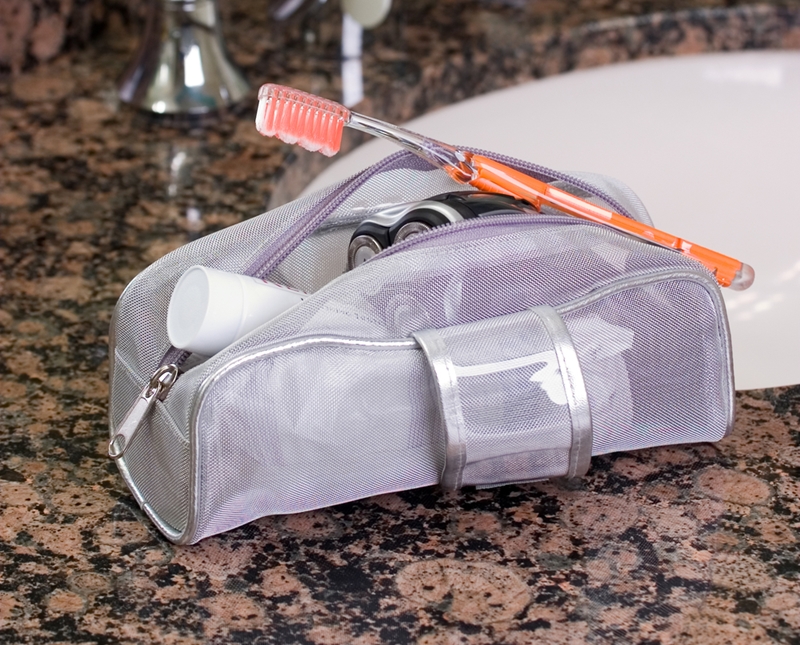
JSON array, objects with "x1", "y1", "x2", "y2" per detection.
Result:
[{"x1": 469, "y1": 155, "x2": 753, "y2": 289}]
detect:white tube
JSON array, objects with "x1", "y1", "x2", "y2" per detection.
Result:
[{"x1": 167, "y1": 265, "x2": 307, "y2": 356}]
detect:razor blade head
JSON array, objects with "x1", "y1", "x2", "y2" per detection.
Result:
[{"x1": 346, "y1": 191, "x2": 536, "y2": 270}]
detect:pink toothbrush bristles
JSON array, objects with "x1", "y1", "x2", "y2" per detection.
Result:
[{"x1": 256, "y1": 84, "x2": 350, "y2": 157}]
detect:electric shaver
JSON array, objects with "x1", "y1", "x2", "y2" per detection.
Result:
[{"x1": 347, "y1": 191, "x2": 537, "y2": 270}]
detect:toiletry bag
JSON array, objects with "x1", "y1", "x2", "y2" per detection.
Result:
[{"x1": 108, "y1": 150, "x2": 734, "y2": 544}]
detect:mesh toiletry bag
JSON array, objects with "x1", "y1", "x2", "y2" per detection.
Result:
[{"x1": 108, "y1": 150, "x2": 734, "y2": 544}]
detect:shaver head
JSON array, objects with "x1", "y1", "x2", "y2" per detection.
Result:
[{"x1": 346, "y1": 191, "x2": 537, "y2": 270}]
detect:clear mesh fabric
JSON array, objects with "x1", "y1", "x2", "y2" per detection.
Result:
[
  {"x1": 124, "y1": 401, "x2": 190, "y2": 531},
  {"x1": 109, "y1": 153, "x2": 732, "y2": 543},
  {"x1": 562, "y1": 280, "x2": 730, "y2": 455},
  {"x1": 110, "y1": 183, "x2": 343, "y2": 528},
  {"x1": 195, "y1": 343, "x2": 443, "y2": 539},
  {"x1": 190, "y1": 220, "x2": 730, "y2": 541}
]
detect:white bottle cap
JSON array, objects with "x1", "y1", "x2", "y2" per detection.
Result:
[{"x1": 167, "y1": 266, "x2": 307, "y2": 356}]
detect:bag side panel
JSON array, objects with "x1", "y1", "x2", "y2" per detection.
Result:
[
  {"x1": 561, "y1": 278, "x2": 733, "y2": 455},
  {"x1": 109, "y1": 185, "x2": 347, "y2": 540},
  {"x1": 111, "y1": 353, "x2": 190, "y2": 532}
]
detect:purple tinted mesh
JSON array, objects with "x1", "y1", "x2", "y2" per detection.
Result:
[
  {"x1": 124, "y1": 401, "x2": 189, "y2": 530},
  {"x1": 562, "y1": 279, "x2": 729, "y2": 455},
  {"x1": 194, "y1": 343, "x2": 443, "y2": 541},
  {"x1": 188, "y1": 216, "x2": 727, "y2": 539},
  {"x1": 432, "y1": 310, "x2": 573, "y2": 485},
  {"x1": 109, "y1": 152, "x2": 731, "y2": 543}
]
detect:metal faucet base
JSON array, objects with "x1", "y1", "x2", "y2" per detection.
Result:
[{"x1": 119, "y1": 0, "x2": 250, "y2": 115}]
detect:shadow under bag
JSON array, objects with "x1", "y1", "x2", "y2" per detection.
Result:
[{"x1": 108, "y1": 150, "x2": 734, "y2": 544}]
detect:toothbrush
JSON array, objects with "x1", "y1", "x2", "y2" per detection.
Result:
[{"x1": 255, "y1": 84, "x2": 754, "y2": 290}]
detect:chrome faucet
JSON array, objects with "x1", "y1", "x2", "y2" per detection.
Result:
[{"x1": 119, "y1": 0, "x2": 250, "y2": 114}]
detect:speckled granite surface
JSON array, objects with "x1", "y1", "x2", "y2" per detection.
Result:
[{"x1": 1, "y1": 1, "x2": 799, "y2": 643}]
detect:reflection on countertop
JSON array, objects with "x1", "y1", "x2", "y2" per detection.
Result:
[{"x1": 0, "y1": 1, "x2": 799, "y2": 643}]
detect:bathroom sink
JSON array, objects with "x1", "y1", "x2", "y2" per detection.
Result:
[{"x1": 302, "y1": 51, "x2": 800, "y2": 390}]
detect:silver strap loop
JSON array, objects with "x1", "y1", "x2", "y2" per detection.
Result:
[
  {"x1": 415, "y1": 306, "x2": 593, "y2": 489},
  {"x1": 528, "y1": 306, "x2": 593, "y2": 478},
  {"x1": 413, "y1": 329, "x2": 467, "y2": 490}
]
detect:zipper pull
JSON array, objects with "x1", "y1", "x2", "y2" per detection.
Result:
[{"x1": 108, "y1": 364, "x2": 179, "y2": 459}]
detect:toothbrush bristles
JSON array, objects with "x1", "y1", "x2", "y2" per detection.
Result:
[{"x1": 256, "y1": 84, "x2": 350, "y2": 157}]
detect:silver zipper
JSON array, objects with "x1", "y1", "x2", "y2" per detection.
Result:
[{"x1": 108, "y1": 364, "x2": 179, "y2": 459}]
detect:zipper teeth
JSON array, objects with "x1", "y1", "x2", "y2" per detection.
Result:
[
  {"x1": 158, "y1": 151, "x2": 638, "y2": 370},
  {"x1": 471, "y1": 148, "x2": 636, "y2": 220},
  {"x1": 248, "y1": 148, "x2": 634, "y2": 281},
  {"x1": 376, "y1": 212, "x2": 586, "y2": 260},
  {"x1": 249, "y1": 151, "x2": 410, "y2": 279},
  {"x1": 198, "y1": 336, "x2": 420, "y2": 397}
]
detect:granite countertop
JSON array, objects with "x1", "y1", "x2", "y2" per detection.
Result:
[{"x1": 1, "y1": 1, "x2": 800, "y2": 643}]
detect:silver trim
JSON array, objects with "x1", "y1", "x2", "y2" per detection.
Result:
[
  {"x1": 116, "y1": 453, "x2": 183, "y2": 542},
  {"x1": 413, "y1": 329, "x2": 467, "y2": 491},
  {"x1": 201, "y1": 335, "x2": 418, "y2": 386},
  {"x1": 529, "y1": 306, "x2": 592, "y2": 478}
]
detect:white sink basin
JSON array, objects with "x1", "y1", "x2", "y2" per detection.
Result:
[{"x1": 303, "y1": 51, "x2": 800, "y2": 390}]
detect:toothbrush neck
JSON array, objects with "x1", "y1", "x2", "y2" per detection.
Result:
[{"x1": 347, "y1": 112, "x2": 475, "y2": 182}]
